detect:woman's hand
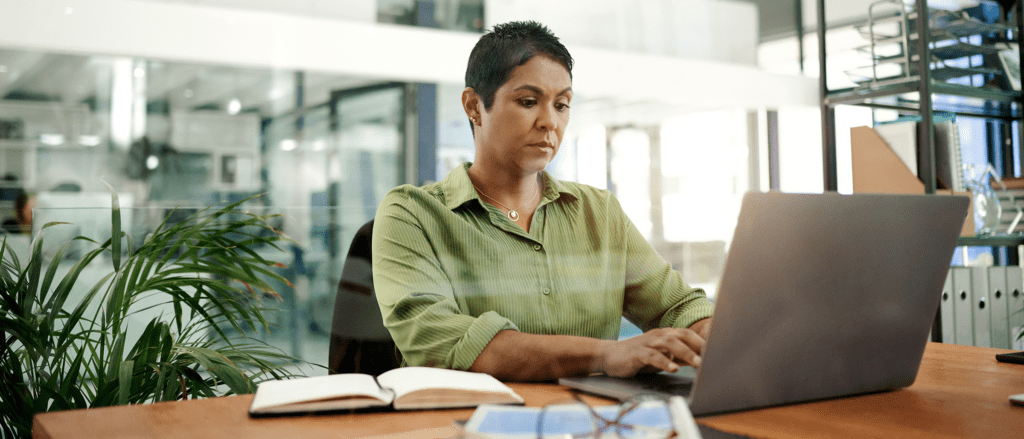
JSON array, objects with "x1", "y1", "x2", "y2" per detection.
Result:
[
  {"x1": 468, "y1": 318, "x2": 714, "y2": 381},
  {"x1": 599, "y1": 324, "x2": 708, "y2": 378},
  {"x1": 688, "y1": 317, "x2": 712, "y2": 342}
]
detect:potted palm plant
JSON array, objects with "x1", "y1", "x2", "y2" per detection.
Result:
[{"x1": 0, "y1": 193, "x2": 303, "y2": 438}]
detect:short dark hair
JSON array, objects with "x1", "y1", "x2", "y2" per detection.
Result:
[{"x1": 465, "y1": 21, "x2": 573, "y2": 112}]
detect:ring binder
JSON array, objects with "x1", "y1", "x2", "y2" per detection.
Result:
[
  {"x1": 990, "y1": 266, "x2": 1010, "y2": 349},
  {"x1": 971, "y1": 266, "x2": 991, "y2": 347}
]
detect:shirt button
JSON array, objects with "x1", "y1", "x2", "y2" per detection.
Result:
[
  {"x1": 533, "y1": 244, "x2": 542, "y2": 251},
  {"x1": 542, "y1": 288, "x2": 550, "y2": 295}
]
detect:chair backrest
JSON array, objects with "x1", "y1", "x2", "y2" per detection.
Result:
[{"x1": 328, "y1": 220, "x2": 402, "y2": 375}]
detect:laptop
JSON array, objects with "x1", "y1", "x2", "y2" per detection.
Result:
[{"x1": 560, "y1": 191, "x2": 970, "y2": 416}]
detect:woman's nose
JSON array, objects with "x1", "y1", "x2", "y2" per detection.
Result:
[{"x1": 536, "y1": 106, "x2": 557, "y2": 131}]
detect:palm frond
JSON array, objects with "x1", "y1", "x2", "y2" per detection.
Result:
[{"x1": 0, "y1": 193, "x2": 312, "y2": 438}]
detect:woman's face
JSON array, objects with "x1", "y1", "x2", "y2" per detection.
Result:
[{"x1": 471, "y1": 55, "x2": 572, "y2": 176}]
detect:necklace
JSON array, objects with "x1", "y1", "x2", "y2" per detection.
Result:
[{"x1": 472, "y1": 183, "x2": 539, "y2": 222}]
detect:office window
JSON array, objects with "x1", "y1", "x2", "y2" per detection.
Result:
[
  {"x1": 777, "y1": 106, "x2": 825, "y2": 194},
  {"x1": 0, "y1": 46, "x2": 411, "y2": 369},
  {"x1": 659, "y1": 110, "x2": 749, "y2": 299},
  {"x1": 661, "y1": 110, "x2": 748, "y2": 245},
  {"x1": 570, "y1": 109, "x2": 754, "y2": 300},
  {"x1": 574, "y1": 124, "x2": 609, "y2": 190},
  {"x1": 609, "y1": 128, "x2": 653, "y2": 239},
  {"x1": 436, "y1": 83, "x2": 476, "y2": 181}
]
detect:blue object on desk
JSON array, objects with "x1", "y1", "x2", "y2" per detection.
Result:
[{"x1": 470, "y1": 405, "x2": 672, "y2": 437}]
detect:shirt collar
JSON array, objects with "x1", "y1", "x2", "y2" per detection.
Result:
[{"x1": 438, "y1": 162, "x2": 580, "y2": 211}]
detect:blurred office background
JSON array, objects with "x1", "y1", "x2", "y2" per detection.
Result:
[{"x1": 0, "y1": 0, "x2": 920, "y2": 369}]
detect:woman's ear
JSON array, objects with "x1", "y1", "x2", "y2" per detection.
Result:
[{"x1": 462, "y1": 87, "x2": 481, "y2": 126}]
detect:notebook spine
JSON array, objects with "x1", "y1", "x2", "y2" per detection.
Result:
[{"x1": 948, "y1": 121, "x2": 964, "y2": 192}]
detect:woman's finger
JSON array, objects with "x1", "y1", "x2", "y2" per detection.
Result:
[
  {"x1": 646, "y1": 328, "x2": 705, "y2": 359},
  {"x1": 643, "y1": 348, "x2": 679, "y2": 373},
  {"x1": 662, "y1": 339, "x2": 702, "y2": 368}
]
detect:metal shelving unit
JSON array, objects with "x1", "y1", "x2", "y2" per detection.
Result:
[
  {"x1": 956, "y1": 235, "x2": 1024, "y2": 246},
  {"x1": 826, "y1": 81, "x2": 1023, "y2": 119},
  {"x1": 821, "y1": 0, "x2": 1024, "y2": 193},
  {"x1": 818, "y1": 0, "x2": 1024, "y2": 341}
]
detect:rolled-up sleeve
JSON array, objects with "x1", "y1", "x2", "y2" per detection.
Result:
[{"x1": 372, "y1": 188, "x2": 519, "y2": 370}]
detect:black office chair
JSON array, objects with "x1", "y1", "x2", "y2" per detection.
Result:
[{"x1": 328, "y1": 220, "x2": 403, "y2": 375}]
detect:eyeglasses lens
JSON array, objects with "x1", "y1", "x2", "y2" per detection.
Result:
[{"x1": 537, "y1": 401, "x2": 599, "y2": 438}]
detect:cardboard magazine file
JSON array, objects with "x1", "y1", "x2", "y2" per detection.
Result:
[{"x1": 851, "y1": 126, "x2": 973, "y2": 237}]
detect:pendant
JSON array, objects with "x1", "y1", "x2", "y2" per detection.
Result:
[{"x1": 508, "y1": 210, "x2": 520, "y2": 221}]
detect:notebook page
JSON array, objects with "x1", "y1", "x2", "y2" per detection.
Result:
[
  {"x1": 377, "y1": 367, "x2": 521, "y2": 402},
  {"x1": 250, "y1": 374, "x2": 392, "y2": 412}
]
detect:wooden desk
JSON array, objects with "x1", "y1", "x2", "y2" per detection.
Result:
[{"x1": 32, "y1": 343, "x2": 1024, "y2": 439}]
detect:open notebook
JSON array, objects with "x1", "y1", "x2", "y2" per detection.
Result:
[{"x1": 249, "y1": 367, "x2": 523, "y2": 416}]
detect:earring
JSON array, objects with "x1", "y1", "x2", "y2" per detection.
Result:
[{"x1": 470, "y1": 117, "x2": 477, "y2": 125}]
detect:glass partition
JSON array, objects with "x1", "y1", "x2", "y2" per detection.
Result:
[
  {"x1": 0, "y1": 49, "x2": 409, "y2": 357},
  {"x1": 23, "y1": 199, "x2": 688, "y2": 370},
  {"x1": 0, "y1": 46, "x2": 402, "y2": 212},
  {"x1": 26, "y1": 205, "x2": 378, "y2": 371},
  {"x1": 1, "y1": 41, "x2": 759, "y2": 375}
]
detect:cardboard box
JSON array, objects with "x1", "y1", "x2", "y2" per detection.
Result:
[{"x1": 851, "y1": 126, "x2": 973, "y2": 236}]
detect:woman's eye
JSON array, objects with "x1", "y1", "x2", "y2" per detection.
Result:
[
  {"x1": 556, "y1": 103, "x2": 570, "y2": 111},
  {"x1": 519, "y1": 98, "x2": 537, "y2": 108}
]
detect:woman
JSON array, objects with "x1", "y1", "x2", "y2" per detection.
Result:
[
  {"x1": 2, "y1": 192, "x2": 33, "y2": 234},
  {"x1": 372, "y1": 21, "x2": 713, "y2": 381}
]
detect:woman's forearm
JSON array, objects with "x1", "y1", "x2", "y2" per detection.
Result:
[
  {"x1": 468, "y1": 320, "x2": 712, "y2": 381},
  {"x1": 468, "y1": 330, "x2": 609, "y2": 381}
]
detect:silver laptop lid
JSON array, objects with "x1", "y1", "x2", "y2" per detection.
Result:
[{"x1": 687, "y1": 191, "x2": 968, "y2": 415}]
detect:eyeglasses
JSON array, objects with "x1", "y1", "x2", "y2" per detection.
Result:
[{"x1": 535, "y1": 392, "x2": 677, "y2": 439}]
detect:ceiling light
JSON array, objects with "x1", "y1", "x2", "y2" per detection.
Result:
[
  {"x1": 64, "y1": 6, "x2": 74, "y2": 15},
  {"x1": 134, "y1": 67, "x2": 146, "y2": 78},
  {"x1": 279, "y1": 139, "x2": 297, "y2": 151},
  {"x1": 40, "y1": 134, "x2": 65, "y2": 146},
  {"x1": 78, "y1": 135, "x2": 101, "y2": 146},
  {"x1": 227, "y1": 98, "x2": 241, "y2": 115},
  {"x1": 146, "y1": 155, "x2": 159, "y2": 170}
]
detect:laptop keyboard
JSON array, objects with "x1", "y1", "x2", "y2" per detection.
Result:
[{"x1": 634, "y1": 373, "x2": 694, "y2": 396}]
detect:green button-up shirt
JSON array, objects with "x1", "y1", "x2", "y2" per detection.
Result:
[{"x1": 372, "y1": 163, "x2": 714, "y2": 370}]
